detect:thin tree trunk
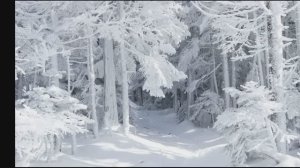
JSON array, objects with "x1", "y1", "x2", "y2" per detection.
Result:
[
  {"x1": 296, "y1": 3, "x2": 300, "y2": 55},
  {"x1": 231, "y1": 60, "x2": 237, "y2": 108},
  {"x1": 71, "y1": 134, "x2": 76, "y2": 155},
  {"x1": 210, "y1": 33, "x2": 218, "y2": 94},
  {"x1": 120, "y1": 0, "x2": 130, "y2": 135},
  {"x1": 210, "y1": 68, "x2": 215, "y2": 92},
  {"x1": 209, "y1": 34, "x2": 214, "y2": 93},
  {"x1": 88, "y1": 37, "x2": 99, "y2": 138},
  {"x1": 284, "y1": 17, "x2": 290, "y2": 59},
  {"x1": 53, "y1": 136, "x2": 61, "y2": 153},
  {"x1": 67, "y1": 55, "x2": 71, "y2": 93},
  {"x1": 33, "y1": 68, "x2": 37, "y2": 88},
  {"x1": 257, "y1": 55, "x2": 265, "y2": 86},
  {"x1": 264, "y1": 15, "x2": 271, "y2": 89},
  {"x1": 66, "y1": 54, "x2": 77, "y2": 154},
  {"x1": 50, "y1": 9, "x2": 59, "y2": 87},
  {"x1": 42, "y1": 42, "x2": 47, "y2": 74},
  {"x1": 212, "y1": 46, "x2": 219, "y2": 94},
  {"x1": 133, "y1": 90, "x2": 137, "y2": 103},
  {"x1": 186, "y1": 69, "x2": 192, "y2": 119},
  {"x1": 223, "y1": 53, "x2": 230, "y2": 109},
  {"x1": 50, "y1": 52, "x2": 60, "y2": 153},
  {"x1": 139, "y1": 87, "x2": 143, "y2": 105},
  {"x1": 173, "y1": 82, "x2": 178, "y2": 113},
  {"x1": 17, "y1": 74, "x2": 23, "y2": 99},
  {"x1": 51, "y1": 55, "x2": 59, "y2": 87},
  {"x1": 253, "y1": 11, "x2": 266, "y2": 86},
  {"x1": 47, "y1": 134, "x2": 54, "y2": 161}
]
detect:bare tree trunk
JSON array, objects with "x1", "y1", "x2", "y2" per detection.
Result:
[
  {"x1": 17, "y1": 74, "x2": 23, "y2": 99},
  {"x1": 231, "y1": 60, "x2": 237, "y2": 108},
  {"x1": 33, "y1": 69, "x2": 37, "y2": 88},
  {"x1": 139, "y1": 87, "x2": 143, "y2": 105},
  {"x1": 186, "y1": 69, "x2": 192, "y2": 119},
  {"x1": 50, "y1": 9, "x2": 60, "y2": 88},
  {"x1": 253, "y1": 10, "x2": 266, "y2": 86},
  {"x1": 51, "y1": 55, "x2": 59, "y2": 87},
  {"x1": 71, "y1": 134, "x2": 76, "y2": 155},
  {"x1": 257, "y1": 55, "x2": 265, "y2": 86},
  {"x1": 212, "y1": 46, "x2": 219, "y2": 94},
  {"x1": 264, "y1": 15, "x2": 271, "y2": 88},
  {"x1": 67, "y1": 55, "x2": 71, "y2": 93},
  {"x1": 210, "y1": 68, "x2": 215, "y2": 92},
  {"x1": 284, "y1": 17, "x2": 290, "y2": 59},
  {"x1": 210, "y1": 33, "x2": 219, "y2": 95},
  {"x1": 223, "y1": 53, "x2": 230, "y2": 109},
  {"x1": 173, "y1": 82, "x2": 178, "y2": 113}
]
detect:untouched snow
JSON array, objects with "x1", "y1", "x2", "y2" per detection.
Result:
[
  {"x1": 274, "y1": 153, "x2": 300, "y2": 167},
  {"x1": 247, "y1": 152, "x2": 300, "y2": 167},
  {"x1": 30, "y1": 108, "x2": 231, "y2": 167},
  {"x1": 29, "y1": 108, "x2": 300, "y2": 167}
]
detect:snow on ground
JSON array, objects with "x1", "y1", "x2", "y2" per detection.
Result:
[
  {"x1": 247, "y1": 152, "x2": 300, "y2": 167},
  {"x1": 29, "y1": 108, "x2": 300, "y2": 167},
  {"x1": 30, "y1": 108, "x2": 231, "y2": 167},
  {"x1": 275, "y1": 153, "x2": 300, "y2": 167}
]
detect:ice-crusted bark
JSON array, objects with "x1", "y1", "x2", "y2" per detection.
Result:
[
  {"x1": 119, "y1": 1, "x2": 130, "y2": 134},
  {"x1": 212, "y1": 44, "x2": 219, "y2": 95},
  {"x1": 50, "y1": 9, "x2": 60, "y2": 87},
  {"x1": 296, "y1": 3, "x2": 300, "y2": 55},
  {"x1": 270, "y1": 1, "x2": 287, "y2": 153},
  {"x1": 87, "y1": 37, "x2": 99, "y2": 138},
  {"x1": 264, "y1": 15, "x2": 271, "y2": 88},
  {"x1": 223, "y1": 53, "x2": 230, "y2": 109},
  {"x1": 104, "y1": 38, "x2": 119, "y2": 131},
  {"x1": 231, "y1": 60, "x2": 237, "y2": 108},
  {"x1": 254, "y1": 11, "x2": 265, "y2": 86},
  {"x1": 66, "y1": 54, "x2": 77, "y2": 154}
]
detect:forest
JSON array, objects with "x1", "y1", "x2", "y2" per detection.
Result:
[{"x1": 15, "y1": 1, "x2": 300, "y2": 167}]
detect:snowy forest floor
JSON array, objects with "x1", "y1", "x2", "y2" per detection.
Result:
[{"x1": 30, "y1": 108, "x2": 300, "y2": 167}]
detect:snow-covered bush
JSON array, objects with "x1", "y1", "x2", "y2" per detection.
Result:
[
  {"x1": 286, "y1": 90, "x2": 300, "y2": 127},
  {"x1": 15, "y1": 106, "x2": 46, "y2": 166},
  {"x1": 214, "y1": 81, "x2": 291, "y2": 165},
  {"x1": 285, "y1": 89, "x2": 300, "y2": 150},
  {"x1": 189, "y1": 90, "x2": 224, "y2": 127},
  {"x1": 15, "y1": 86, "x2": 92, "y2": 166},
  {"x1": 283, "y1": 59, "x2": 300, "y2": 150}
]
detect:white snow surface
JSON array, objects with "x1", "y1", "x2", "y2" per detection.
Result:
[
  {"x1": 29, "y1": 108, "x2": 300, "y2": 167},
  {"x1": 30, "y1": 108, "x2": 230, "y2": 167}
]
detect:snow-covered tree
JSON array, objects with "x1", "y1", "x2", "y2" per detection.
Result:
[
  {"x1": 15, "y1": 86, "x2": 92, "y2": 166},
  {"x1": 14, "y1": 2, "x2": 300, "y2": 166},
  {"x1": 192, "y1": 1, "x2": 264, "y2": 108},
  {"x1": 193, "y1": 1, "x2": 300, "y2": 153},
  {"x1": 70, "y1": 1, "x2": 189, "y2": 132},
  {"x1": 189, "y1": 90, "x2": 224, "y2": 127},
  {"x1": 214, "y1": 81, "x2": 295, "y2": 165}
]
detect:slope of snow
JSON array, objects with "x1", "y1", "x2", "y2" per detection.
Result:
[{"x1": 30, "y1": 108, "x2": 231, "y2": 167}]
